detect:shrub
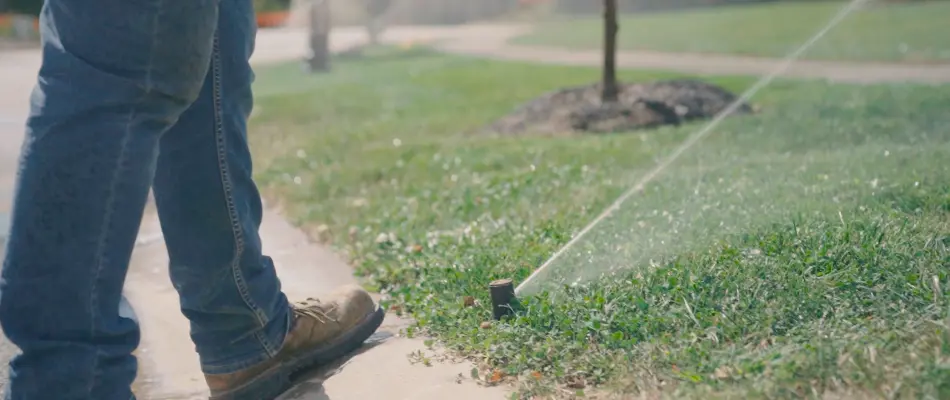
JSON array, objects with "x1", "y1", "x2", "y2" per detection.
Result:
[{"x1": 254, "y1": 0, "x2": 293, "y2": 13}]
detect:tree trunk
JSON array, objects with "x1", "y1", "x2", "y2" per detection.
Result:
[
  {"x1": 601, "y1": 0, "x2": 619, "y2": 103},
  {"x1": 307, "y1": 0, "x2": 332, "y2": 72},
  {"x1": 366, "y1": 0, "x2": 392, "y2": 45}
]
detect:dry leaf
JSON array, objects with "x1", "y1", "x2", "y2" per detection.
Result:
[
  {"x1": 480, "y1": 321, "x2": 492, "y2": 329},
  {"x1": 714, "y1": 366, "x2": 730, "y2": 379},
  {"x1": 463, "y1": 296, "x2": 476, "y2": 308},
  {"x1": 489, "y1": 370, "x2": 505, "y2": 383},
  {"x1": 530, "y1": 371, "x2": 543, "y2": 380},
  {"x1": 565, "y1": 376, "x2": 586, "y2": 389}
]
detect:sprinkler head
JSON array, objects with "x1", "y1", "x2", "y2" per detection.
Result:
[{"x1": 489, "y1": 278, "x2": 517, "y2": 320}]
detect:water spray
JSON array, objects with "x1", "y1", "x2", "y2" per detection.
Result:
[{"x1": 512, "y1": 0, "x2": 869, "y2": 296}]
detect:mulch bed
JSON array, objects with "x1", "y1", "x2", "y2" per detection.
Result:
[{"x1": 486, "y1": 79, "x2": 754, "y2": 135}]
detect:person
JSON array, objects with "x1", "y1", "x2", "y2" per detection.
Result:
[{"x1": 0, "y1": 0, "x2": 385, "y2": 399}]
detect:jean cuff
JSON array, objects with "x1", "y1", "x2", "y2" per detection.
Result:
[{"x1": 198, "y1": 303, "x2": 292, "y2": 375}]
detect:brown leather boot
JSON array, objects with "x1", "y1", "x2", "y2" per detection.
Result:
[{"x1": 204, "y1": 284, "x2": 385, "y2": 399}]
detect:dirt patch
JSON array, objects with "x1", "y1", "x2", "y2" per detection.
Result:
[{"x1": 486, "y1": 79, "x2": 753, "y2": 135}]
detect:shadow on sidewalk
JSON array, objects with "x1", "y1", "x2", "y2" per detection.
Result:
[{"x1": 278, "y1": 330, "x2": 395, "y2": 400}]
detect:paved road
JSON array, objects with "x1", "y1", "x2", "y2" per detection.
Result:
[
  {"x1": 440, "y1": 26, "x2": 950, "y2": 84},
  {"x1": 257, "y1": 24, "x2": 950, "y2": 84}
]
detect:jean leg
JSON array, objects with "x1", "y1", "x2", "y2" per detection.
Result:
[
  {"x1": 0, "y1": 0, "x2": 218, "y2": 398},
  {"x1": 152, "y1": 0, "x2": 292, "y2": 374}
]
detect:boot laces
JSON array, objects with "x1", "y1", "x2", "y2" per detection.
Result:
[{"x1": 292, "y1": 297, "x2": 338, "y2": 324}]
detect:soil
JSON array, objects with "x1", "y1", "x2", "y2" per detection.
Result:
[{"x1": 486, "y1": 79, "x2": 753, "y2": 135}]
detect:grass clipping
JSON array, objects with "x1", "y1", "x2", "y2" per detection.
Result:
[{"x1": 487, "y1": 79, "x2": 753, "y2": 135}]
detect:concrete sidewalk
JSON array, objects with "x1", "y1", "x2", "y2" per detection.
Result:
[{"x1": 130, "y1": 207, "x2": 505, "y2": 400}]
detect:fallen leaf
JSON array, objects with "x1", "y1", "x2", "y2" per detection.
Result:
[
  {"x1": 530, "y1": 371, "x2": 542, "y2": 380},
  {"x1": 489, "y1": 369, "x2": 505, "y2": 383},
  {"x1": 480, "y1": 321, "x2": 492, "y2": 329},
  {"x1": 463, "y1": 296, "x2": 475, "y2": 308},
  {"x1": 714, "y1": 366, "x2": 730, "y2": 379},
  {"x1": 565, "y1": 376, "x2": 586, "y2": 389}
]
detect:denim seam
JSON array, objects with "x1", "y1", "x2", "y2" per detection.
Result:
[
  {"x1": 85, "y1": 3, "x2": 161, "y2": 395},
  {"x1": 209, "y1": 32, "x2": 280, "y2": 359}
]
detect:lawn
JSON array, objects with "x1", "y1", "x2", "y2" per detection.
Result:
[
  {"x1": 510, "y1": 1, "x2": 950, "y2": 63},
  {"x1": 249, "y1": 48, "x2": 950, "y2": 398}
]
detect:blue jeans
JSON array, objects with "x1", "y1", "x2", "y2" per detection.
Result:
[{"x1": 0, "y1": 0, "x2": 292, "y2": 398}]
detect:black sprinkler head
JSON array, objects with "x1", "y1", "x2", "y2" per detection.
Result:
[{"x1": 489, "y1": 278, "x2": 517, "y2": 320}]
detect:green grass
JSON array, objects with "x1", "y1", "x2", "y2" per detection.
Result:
[
  {"x1": 250, "y1": 48, "x2": 950, "y2": 398},
  {"x1": 510, "y1": 1, "x2": 950, "y2": 63}
]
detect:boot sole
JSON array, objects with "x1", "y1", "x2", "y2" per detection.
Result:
[{"x1": 209, "y1": 305, "x2": 386, "y2": 400}]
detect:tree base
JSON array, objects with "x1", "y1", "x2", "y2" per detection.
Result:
[
  {"x1": 486, "y1": 79, "x2": 754, "y2": 135},
  {"x1": 306, "y1": 33, "x2": 331, "y2": 73}
]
